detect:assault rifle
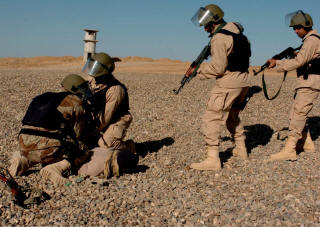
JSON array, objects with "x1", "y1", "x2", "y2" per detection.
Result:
[
  {"x1": 0, "y1": 167, "x2": 50, "y2": 208},
  {"x1": 173, "y1": 23, "x2": 228, "y2": 95},
  {"x1": 253, "y1": 46, "x2": 301, "y2": 100},
  {"x1": 253, "y1": 46, "x2": 299, "y2": 75},
  {"x1": 0, "y1": 168, "x2": 26, "y2": 207},
  {"x1": 173, "y1": 42, "x2": 211, "y2": 95}
]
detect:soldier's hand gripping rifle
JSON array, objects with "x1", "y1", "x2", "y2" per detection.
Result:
[
  {"x1": 253, "y1": 46, "x2": 300, "y2": 100},
  {"x1": 253, "y1": 46, "x2": 299, "y2": 76},
  {"x1": 173, "y1": 42, "x2": 211, "y2": 95}
]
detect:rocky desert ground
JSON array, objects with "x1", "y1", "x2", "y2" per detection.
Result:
[{"x1": 0, "y1": 57, "x2": 320, "y2": 226}]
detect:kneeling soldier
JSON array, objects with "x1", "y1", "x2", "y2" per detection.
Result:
[{"x1": 8, "y1": 74, "x2": 88, "y2": 185}]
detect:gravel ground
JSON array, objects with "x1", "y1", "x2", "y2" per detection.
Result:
[{"x1": 0, "y1": 68, "x2": 320, "y2": 226}]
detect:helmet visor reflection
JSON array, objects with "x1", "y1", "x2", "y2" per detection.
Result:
[
  {"x1": 82, "y1": 58, "x2": 107, "y2": 76},
  {"x1": 191, "y1": 7, "x2": 214, "y2": 27}
]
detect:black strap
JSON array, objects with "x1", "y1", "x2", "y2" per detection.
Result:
[
  {"x1": 19, "y1": 128, "x2": 63, "y2": 141},
  {"x1": 310, "y1": 34, "x2": 320, "y2": 39},
  {"x1": 260, "y1": 35, "x2": 318, "y2": 100},
  {"x1": 262, "y1": 71, "x2": 287, "y2": 100}
]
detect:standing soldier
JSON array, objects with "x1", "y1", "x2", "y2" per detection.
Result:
[
  {"x1": 267, "y1": 10, "x2": 320, "y2": 161},
  {"x1": 189, "y1": 4, "x2": 252, "y2": 170},
  {"x1": 82, "y1": 52, "x2": 135, "y2": 153}
]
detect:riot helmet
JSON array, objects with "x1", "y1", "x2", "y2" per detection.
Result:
[
  {"x1": 82, "y1": 52, "x2": 117, "y2": 77},
  {"x1": 61, "y1": 74, "x2": 87, "y2": 95},
  {"x1": 191, "y1": 4, "x2": 224, "y2": 27},
  {"x1": 286, "y1": 10, "x2": 313, "y2": 28}
]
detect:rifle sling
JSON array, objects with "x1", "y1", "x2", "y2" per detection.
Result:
[
  {"x1": 262, "y1": 71, "x2": 287, "y2": 100},
  {"x1": 260, "y1": 34, "x2": 320, "y2": 100}
]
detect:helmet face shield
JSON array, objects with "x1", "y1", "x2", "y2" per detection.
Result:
[
  {"x1": 82, "y1": 57, "x2": 108, "y2": 77},
  {"x1": 285, "y1": 10, "x2": 313, "y2": 27},
  {"x1": 191, "y1": 7, "x2": 215, "y2": 27}
]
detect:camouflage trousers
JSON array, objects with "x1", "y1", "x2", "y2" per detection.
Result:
[
  {"x1": 289, "y1": 87, "x2": 319, "y2": 141},
  {"x1": 202, "y1": 86, "x2": 249, "y2": 147},
  {"x1": 18, "y1": 94, "x2": 87, "y2": 166},
  {"x1": 18, "y1": 128, "x2": 66, "y2": 166}
]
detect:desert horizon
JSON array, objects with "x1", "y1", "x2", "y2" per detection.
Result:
[{"x1": 0, "y1": 56, "x2": 296, "y2": 76}]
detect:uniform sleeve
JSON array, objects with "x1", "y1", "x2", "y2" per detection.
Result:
[
  {"x1": 197, "y1": 34, "x2": 231, "y2": 79},
  {"x1": 98, "y1": 85, "x2": 125, "y2": 131},
  {"x1": 275, "y1": 37, "x2": 318, "y2": 72}
]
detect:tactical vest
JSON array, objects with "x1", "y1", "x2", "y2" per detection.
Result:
[
  {"x1": 22, "y1": 92, "x2": 70, "y2": 130},
  {"x1": 218, "y1": 27, "x2": 251, "y2": 73},
  {"x1": 297, "y1": 34, "x2": 320, "y2": 77},
  {"x1": 92, "y1": 75, "x2": 130, "y2": 124},
  {"x1": 21, "y1": 92, "x2": 82, "y2": 154}
]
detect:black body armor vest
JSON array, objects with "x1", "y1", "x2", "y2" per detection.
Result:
[
  {"x1": 218, "y1": 28, "x2": 251, "y2": 73},
  {"x1": 93, "y1": 76, "x2": 130, "y2": 122},
  {"x1": 22, "y1": 92, "x2": 69, "y2": 130},
  {"x1": 297, "y1": 34, "x2": 320, "y2": 78}
]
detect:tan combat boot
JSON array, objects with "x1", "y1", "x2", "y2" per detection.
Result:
[
  {"x1": 303, "y1": 131, "x2": 315, "y2": 153},
  {"x1": 104, "y1": 150, "x2": 120, "y2": 178},
  {"x1": 297, "y1": 130, "x2": 315, "y2": 153},
  {"x1": 190, "y1": 147, "x2": 221, "y2": 171},
  {"x1": 269, "y1": 137, "x2": 297, "y2": 161},
  {"x1": 8, "y1": 153, "x2": 29, "y2": 176},
  {"x1": 40, "y1": 159, "x2": 71, "y2": 186},
  {"x1": 233, "y1": 136, "x2": 248, "y2": 160}
]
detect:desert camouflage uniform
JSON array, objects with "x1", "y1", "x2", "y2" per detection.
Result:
[
  {"x1": 197, "y1": 22, "x2": 251, "y2": 149},
  {"x1": 275, "y1": 30, "x2": 320, "y2": 142},
  {"x1": 77, "y1": 146, "x2": 138, "y2": 178},
  {"x1": 18, "y1": 93, "x2": 86, "y2": 167},
  {"x1": 88, "y1": 74, "x2": 132, "y2": 150}
]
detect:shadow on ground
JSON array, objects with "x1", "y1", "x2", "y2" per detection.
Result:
[
  {"x1": 276, "y1": 116, "x2": 320, "y2": 141},
  {"x1": 220, "y1": 124, "x2": 274, "y2": 163},
  {"x1": 135, "y1": 137, "x2": 175, "y2": 158},
  {"x1": 308, "y1": 116, "x2": 320, "y2": 140}
]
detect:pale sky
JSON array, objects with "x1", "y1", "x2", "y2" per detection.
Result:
[{"x1": 0, "y1": 0, "x2": 319, "y2": 65}]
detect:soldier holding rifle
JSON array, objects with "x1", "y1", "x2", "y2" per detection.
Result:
[
  {"x1": 266, "y1": 10, "x2": 320, "y2": 161},
  {"x1": 185, "y1": 4, "x2": 252, "y2": 171}
]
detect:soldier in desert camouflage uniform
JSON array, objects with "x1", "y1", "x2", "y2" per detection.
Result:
[
  {"x1": 267, "y1": 10, "x2": 320, "y2": 161},
  {"x1": 189, "y1": 4, "x2": 252, "y2": 171},
  {"x1": 8, "y1": 77, "x2": 87, "y2": 185},
  {"x1": 8, "y1": 73, "x2": 138, "y2": 185},
  {"x1": 81, "y1": 52, "x2": 135, "y2": 153}
]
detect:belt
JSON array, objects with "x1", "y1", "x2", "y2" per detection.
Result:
[{"x1": 19, "y1": 128, "x2": 63, "y2": 141}]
